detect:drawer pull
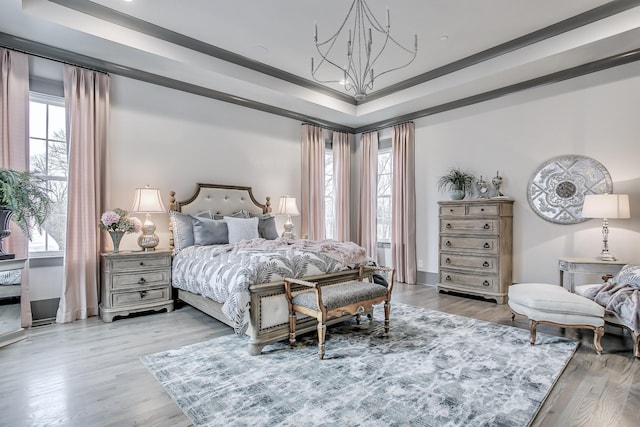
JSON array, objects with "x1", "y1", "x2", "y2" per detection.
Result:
[
  {"x1": 483, "y1": 223, "x2": 491, "y2": 230},
  {"x1": 483, "y1": 242, "x2": 491, "y2": 249},
  {"x1": 483, "y1": 261, "x2": 490, "y2": 267},
  {"x1": 138, "y1": 277, "x2": 146, "y2": 285},
  {"x1": 449, "y1": 209, "x2": 454, "y2": 212},
  {"x1": 445, "y1": 275, "x2": 451, "y2": 281},
  {"x1": 445, "y1": 258, "x2": 451, "y2": 264},
  {"x1": 140, "y1": 262, "x2": 144, "y2": 266},
  {"x1": 445, "y1": 223, "x2": 452, "y2": 229},
  {"x1": 139, "y1": 290, "x2": 148, "y2": 298},
  {"x1": 482, "y1": 280, "x2": 490, "y2": 287},
  {"x1": 480, "y1": 208, "x2": 485, "y2": 212},
  {"x1": 445, "y1": 241, "x2": 452, "y2": 247}
]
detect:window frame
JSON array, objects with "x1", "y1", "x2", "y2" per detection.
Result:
[{"x1": 376, "y1": 144, "x2": 393, "y2": 244}]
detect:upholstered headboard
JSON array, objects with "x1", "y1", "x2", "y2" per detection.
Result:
[{"x1": 168, "y1": 183, "x2": 271, "y2": 250}]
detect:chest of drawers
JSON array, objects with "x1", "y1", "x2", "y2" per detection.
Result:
[
  {"x1": 437, "y1": 199, "x2": 514, "y2": 304},
  {"x1": 99, "y1": 250, "x2": 174, "y2": 322}
]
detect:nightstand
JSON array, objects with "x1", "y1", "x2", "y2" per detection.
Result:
[
  {"x1": 99, "y1": 249, "x2": 174, "y2": 322},
  {"x1": 558, "y1": 257, "x2": 627, "y2": 293}
]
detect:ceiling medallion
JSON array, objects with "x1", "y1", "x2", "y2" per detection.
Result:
[
  {"x1": 527, "y1": 155, "x2": 613, "y2": 224},
  {"x1": 311, "y1": 0, "x2": 418, "y2": 101}
]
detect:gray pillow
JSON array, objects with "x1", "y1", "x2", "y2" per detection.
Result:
[
  {"x1": 192, "y1": 217, "x2": 229, "y2": 245},
  {"x1": 224, "y1": 216, "x2": 259, "y2": 244},
  {"x1": 169, "y1": 210, "x2": 213, "y2": 253},
  {"x1": 258, "y1": 215, "x2": 279, "y2": 240}
]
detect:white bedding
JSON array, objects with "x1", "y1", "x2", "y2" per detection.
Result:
[{"x1": 172, "y1": 238, "x2": 369, "y2": 334}]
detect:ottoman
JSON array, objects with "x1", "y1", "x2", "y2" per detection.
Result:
[{"x1": 508, "y1": 283, "x2": 605, "y2": 354}]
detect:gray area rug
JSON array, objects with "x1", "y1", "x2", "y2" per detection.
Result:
[{"x1": 141, "y1": 303, "x2": 577, "y2": 427}]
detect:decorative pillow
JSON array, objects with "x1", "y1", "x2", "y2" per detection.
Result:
[
  {"x1": 192, "y1": 217, "x2": 229, "y2": 245},
  {"x1": 224, "y1": 216, "x2": 259, "y2": 244},
  {"x1": 169, "y1": 210, "x2": 213, "y2": 253},
  {"x1": 214, "y1": 209, "x2": 251, "y2": 220},
  {"x1": 257, "y1": 215, "x2": 279, "y2": 240},
  {"x1": 612, "y1": 264, "x2": 640, "y2": 290}
]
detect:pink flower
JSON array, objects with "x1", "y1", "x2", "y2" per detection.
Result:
[
  {"x1": 101, "y1": 211, "x2": 120, "y2": 227},
  {"x1": 130, "y1": 216, "x2": 142, "y2": 233}
]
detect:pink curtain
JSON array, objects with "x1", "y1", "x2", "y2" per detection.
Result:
[
  {"x1": 0, "y1": 48, "x2": 32, "y2": 328},
  {"x1": 301, "y1": 124, "x2": 325, "y2": 240},
  {"x1": 56, "y1": 66, "x2": 110, "y2": 323},
  {"x1": 358, "y1": 131, "x2": 378, "y2": 258},
  {"x1": 332, "y1": 131, "x2": 350, "y2": 241},
  {"x1": 391, "y1": 123, "x2": 416, "y2": 284}
]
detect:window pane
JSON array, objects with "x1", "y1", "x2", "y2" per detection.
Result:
[
  {"x1": 29, "y1": 102, "x2": 47, "y2": 138},
  {"x1": 29, "y1": 138, "x2": 47, "y2": 174},
  {"x1": 376, "y1": 149, "x2": 393, "y2": 242},
  {"x1": 48, "y1": 140, "x2": 68, "y2": 177},
  {"x1": 48, "y1": 105, "x2": 66, "y2": 140},
  {"x1": 324, "y1": 149, "x2": 334, "y2": 238}
]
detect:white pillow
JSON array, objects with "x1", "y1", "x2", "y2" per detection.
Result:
[{"x1": 224, "y1": 216, "x2": 259, "y2": 244}]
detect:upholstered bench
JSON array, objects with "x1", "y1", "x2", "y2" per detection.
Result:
[
  {"x1": 508, "y1": 283, "x2": 605, "y2": 354},
  {"x1": 284, "y1": 265, "x2": 395, "y2": 359}
]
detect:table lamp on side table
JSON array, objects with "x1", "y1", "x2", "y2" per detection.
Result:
[
  {"x1": 581, "y1": 193, "x2": 630, "y2": 261},
  {"x1": 131, "y1": 185, "x2": 166, "y2": 251},
  {"x1": 277, "y1": 195, "x2": 299, "y2": 239}
]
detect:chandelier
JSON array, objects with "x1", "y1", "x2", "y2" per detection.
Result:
[{"x1": 311, "y1": 0, "x2": 418, "y2": 101}]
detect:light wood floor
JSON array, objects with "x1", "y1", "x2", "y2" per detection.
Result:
[{"x1": 0, "y1": 284, "x2": 637, "y2": 427}]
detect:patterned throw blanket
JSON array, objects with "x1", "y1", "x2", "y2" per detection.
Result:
[
  {"x1": 581, "y1": 264, "x2": 640, "y2": 333},
  {"x1": 172, "y1": 238, "x2": 369, "y2": 334}
]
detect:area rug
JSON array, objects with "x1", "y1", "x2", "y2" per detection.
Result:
[{"x1": 141, "y1": 303, "x2": 578, "y2": 427}]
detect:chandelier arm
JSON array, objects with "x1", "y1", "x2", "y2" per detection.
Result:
[{"x1": 361, "y1": 0, "x2": 387, "y2": 32}]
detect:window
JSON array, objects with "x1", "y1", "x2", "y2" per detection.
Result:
[
  {"x1": 28, "y1": 93, "x2": 68, "y2": 253},
  {"x1": 324, "y1": 147, "x2": 334, "y2": 239},
  {"x1": 377, "y1": 148, "x2": 392, "y2": 242}
]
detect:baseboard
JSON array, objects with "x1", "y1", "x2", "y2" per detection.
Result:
[{"x1": 416, "y1": 271, "x2": 438, "y2": 285}]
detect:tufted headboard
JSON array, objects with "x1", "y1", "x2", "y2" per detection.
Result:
[{"x1": 168, "y1": 183, "x2": 272, "y2": 250}]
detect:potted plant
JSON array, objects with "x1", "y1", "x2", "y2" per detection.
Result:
[
  {"x1": 0, "y1": 168, "x2": 53, "y2": 258},
  {"x1": 437, "y1": 167, "x2": 475, "y2": 200}
]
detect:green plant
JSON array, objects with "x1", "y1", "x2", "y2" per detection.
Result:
[
  {"x1": 0, "y1": 168, "x2": 53, "y2": 240},
  {"x1": 436, "y1": 167, "x2": 475, "y2": 194}
]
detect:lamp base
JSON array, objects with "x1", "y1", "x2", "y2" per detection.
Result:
[
  {"x1": 597, "y1": 253, "x2": 617, "y2": 262},
  {"x1": 138, "y1": 214, "x2": 160, "y2": 251},
  {"x1": 281, "y1": 215, "x2": 297, "y2": 240}
]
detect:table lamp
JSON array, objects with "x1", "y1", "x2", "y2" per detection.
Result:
[
  {"x1": 277, "y1": 195, "x2": 299, "y2": 239},
  {"x1": 131, "y1": 185, "x2": 166, "y2": 250},
  {"x1": 581, "y1": 193, "x2": 630, "y2": 261}
]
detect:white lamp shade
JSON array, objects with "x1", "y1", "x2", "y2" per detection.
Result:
[
  {"x1": 131, "y1": 187, "x2": 166, "y2": 213},
  {"x1": 277, "y1": 196, "x2": 300, "y2": 216},
  {"x1": 581, "y1": 194, "x2": 630, "y2": 219}
]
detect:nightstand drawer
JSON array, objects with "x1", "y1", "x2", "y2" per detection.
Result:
[
  {"x1": 112, "y1": 270, "x2": 170, "y2": 290},
  {"x1": 440, "y1": 237, "x2": 498, "y2": 254},
  {"x1": 440, "y1": 254, "x2": 497, "y2": 273},
  {"x1": 440, "y1": 219, "x2": 497, "y2": 234},
  {"x1": 110, "y1": 255, "x2": 171, "y2": 271},
  {"x1": 112, "y1": 287, "x2": 170, "y2": 307},
  {"x1": 439, "y1": 270, "x2": 498, "y2": 291}
]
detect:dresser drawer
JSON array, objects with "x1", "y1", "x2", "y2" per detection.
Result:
[
  {"x1": 439, "y1": 270, "x2": 499, "y2": 291},
  {"x1": 111, "y1": 287, "x2": 170, "y2": 307},
  {"x1": 440, "y1": 237, "x2": 498, "y2": 254},
  {"x1": 468, "y1": 204, "x2": 500, "y2": 216},
  {"x1": 439, "y1": 205, "x2": 466, "y2": 217},
  {"x1": 440, "y1": 219, "x2": 497, "y2": 234},
  {"x1": 440, "y1": 254, "x2": 498, "y2": 273},
  {"x1": 111, "y1": 270, "x2": 171, "y2": 290},
  {"x1": 110, "y1": 255, "x2": 171, "y2": 271}
]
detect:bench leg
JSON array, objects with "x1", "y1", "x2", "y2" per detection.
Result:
[
  {"x1": 288, "y1": 313, "x2": 297, "y2": 347},
  {"x1": 510, "y1": 311, "x2": 516, "y2": 322},
  {"x1": 384, "y1": 301, "x2": 390, "y2": 334},
  {"x1": 317, "y1": 322, "x2": 326, "y2": 360},
  {"x1": 355, "y1": 313, "x2": 361, "y2": 325},
  {"x1": 594, "y1": 326, "x2": 604, "y2": 355},
  {"x1": 529, "y1": 320, "x2": 538, "y2": 345},
  {"x1": 632, "y1": 332, "x2": 639, "y2": 358}
]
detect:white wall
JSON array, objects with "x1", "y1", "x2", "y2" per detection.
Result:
[
  {"x1": 414, "y1": 61, "x2": 640, "y2": 285},
  {"x1": 108, "y1": 76, "x2": 303, "y2": 251}
]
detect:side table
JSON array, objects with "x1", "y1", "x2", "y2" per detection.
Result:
[
  {"x1": 100, "y1": 249, "x2": 174, "y2": 322},
  {"x1": 558, "y1": 257, "x2": 627, "y2": 292}
]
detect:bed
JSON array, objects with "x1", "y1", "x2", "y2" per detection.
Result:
[{"x1": 168, "y1": 183, "x2": 372, "y2": 355}]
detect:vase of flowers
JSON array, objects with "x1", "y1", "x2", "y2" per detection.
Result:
[{"x1": 99, "y1": 208, "x2": 142, "y2": 253}]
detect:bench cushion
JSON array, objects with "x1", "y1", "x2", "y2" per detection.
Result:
[
  {"x1": 292, "y1": 281, "x2": 388, "y2": 310},
  {"x1": 509, "y1": 283, "x2": 604, "y2": 317}
]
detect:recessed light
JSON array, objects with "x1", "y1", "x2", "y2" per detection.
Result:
[{"x1": 440, "y1": 35, "x2": 449, "y2": 41}]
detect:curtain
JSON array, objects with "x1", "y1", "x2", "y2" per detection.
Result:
[
  {"x1": 332, "y1": 131, "x2": 350, "y2": 241},
  {"x1": 301, "y1": 124, "x2": 325, "y2": 240},
  {"x1": 0, "y1": 48, "x2": 32, "y2": 328},
  {"x1": 391, "y1": 122, "x2": 416, "y2": 284},
  {"x1": 358, "y1": 131, "x2": 378, "y2": 258},
  {"x1": 56, "y1": 66, "x2": 110, "y2": 323}
]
